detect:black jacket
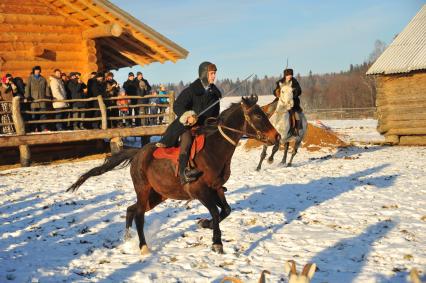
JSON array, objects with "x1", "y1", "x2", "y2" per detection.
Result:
[
  {"x1": 273, "y1": 77, "x2": 302, "y2": 112},
  {"x1": 68, "y1": 79, "x2": 88, "y2": 108},
  {"x1": 123, "y1": 79, "x2": 139, "y2": 96},
  {"x1": 159, "y1": 78, "x2": 222, "y2": 147},
  {"x1": 90, "y1": 79, "x2": 106, "y2": 108}
]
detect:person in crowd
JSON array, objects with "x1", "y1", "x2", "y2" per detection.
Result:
[
  {"x1": 116, "y1": 88, "x2": 131, "y2": 127},
  {"x1": 25, "y1": 66, "x2": 51, "y2": 132},
  {"x1": 158, "y1": 84, "x2": 168, "y2": 124},
  {"x1": 105, "y1": 72, "x2": 120, "y2": 128},
  {"x1": 149, "y1": 90, "x2": 160, "y2": 125},
  {"x1": 86, "y1": 71, "x2": 97, "y2": 128},
  {"x1": 68, "y1": 72, "x2": 88, "y2": 130},
  {"x1": 0, "y1": 74, "x2": 17, "y2": 134},
  {"x1": 49, "y1": 69, "x2": 69, "y2": 131},
  {"x1": 135, "y1": 71, "x2": 151, "y2": 126},
  {"x1": 273, "y1": 68, "x2": 303, "y2": 135},
  {"x1": 89, "y1": 72, "x2": 106, "y2": 129},
  {"x1": 123, "y1": 72, "x2": 138, "y2": 126}
]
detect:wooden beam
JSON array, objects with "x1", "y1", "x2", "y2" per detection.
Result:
[
  {"x1": 0, "y1": 42, "x2": 85, "y2": 52},
  {"x1": 100, "y1": 39, "x2": 150, "y2": 65},
  {"x1": 101, "y1": 48, "x2": 135, "y2": 67},
  {"x1": 0, "y1": 13, "x2": 79, "y2": 26},
  {"x1": 82, "y1": 23, "x2": 123, "y2": 39},
  {"x1": 0, "y1": 125, "x2": 168, "y2": 147},
  {"x1": 2, "y1": 32, "x2": 82, "y2": 43},
  {"x1": 56, "y1": 0, "x2": 105, "y2": 26},
  {"x1": 118, "y1": 35, "x2": 166, "y2": 63},
  {"x1": 38, "y1": 0, "x2": 86, "y2": 26}
]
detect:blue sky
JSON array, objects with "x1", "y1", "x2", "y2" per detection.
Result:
[{"x1": 110, "y1": 0, "x2": 424, "y2": 85}]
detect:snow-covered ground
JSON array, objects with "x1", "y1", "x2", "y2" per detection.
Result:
[{"x1": 1, "y1": 120, "x2": 425, "y2": 283}]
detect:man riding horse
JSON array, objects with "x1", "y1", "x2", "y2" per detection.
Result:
[
  {"x1": 156, "y1": 62, "x2": 222, "y2": 185},
  {"x1": 273, "y1": 68, "x2": 302, "y2": 135}
]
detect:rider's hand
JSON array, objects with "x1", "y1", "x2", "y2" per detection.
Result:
[{"x1": 187, "y1": 115, "x2": 197, "y2": 126}]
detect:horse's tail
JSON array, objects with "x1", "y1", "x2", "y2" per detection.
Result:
[{"x1": 66, "y1": 148, "x2": 140, "y2": 193}]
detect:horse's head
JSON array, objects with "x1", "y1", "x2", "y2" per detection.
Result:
[{"x1": 240, "y1": 94, "x2": 280, "y2": 145}]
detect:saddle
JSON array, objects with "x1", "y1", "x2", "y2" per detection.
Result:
[{"x1": 153, "y1": 134, "x2": 205, "y2": 165}]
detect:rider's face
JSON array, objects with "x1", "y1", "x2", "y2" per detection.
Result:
[
  {"x1": 285, "y1": 74, "x2": 293, "y2": 81},
  {"x1": 207, "y1": 71, "x2": 216, "y2": 84}
]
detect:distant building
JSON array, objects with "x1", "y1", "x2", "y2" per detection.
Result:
[
  {"x1": 367, "y1": 4, "x2": 426, "y2": 145},
  {"x1": 0, "y1": 0, "x2": 188, "y2": 82}
]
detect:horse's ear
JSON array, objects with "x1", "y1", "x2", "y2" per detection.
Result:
[
  {"x1": 284, "y1": 260, "x2": 297, "y2": 275},
  {"x1": 301, "y1": 263, "x2": 316, "y2": 279},
  {"x1": 251, "y1": 94, "x2": 258, "y2": 104},
  {"x1": 279, "y1": 82, "x2": 283, "y2": 87}
]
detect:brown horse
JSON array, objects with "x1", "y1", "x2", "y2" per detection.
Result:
[{"x1": 67, "y1": 95, "x2": 280, "y2": 254}]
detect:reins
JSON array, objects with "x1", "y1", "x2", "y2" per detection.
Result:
[{"x1": 209, "y1": 102, "x2": 271, "y2": 146}]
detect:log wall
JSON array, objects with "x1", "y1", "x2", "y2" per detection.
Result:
[
  {"x1": 0, "y1": 0, "x2": 98, "y2": 82},
  {"x1": 376, "y1": 71, "x2": 426, "y2": 145}
]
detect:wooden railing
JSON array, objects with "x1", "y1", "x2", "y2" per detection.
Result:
[
  {"x1": 0, "y1": 93, "x2": 174, "y2": 134},
  {"x1": 0, "y1": 93, "x2": 175, "y2": 166}
]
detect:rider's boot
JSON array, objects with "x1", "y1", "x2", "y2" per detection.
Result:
[{"x1": 179, "y1": 154, "x2": 201, "y2": 185}]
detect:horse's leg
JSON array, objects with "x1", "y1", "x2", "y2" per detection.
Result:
[
  {"x1": 198, "y1": 187, "x2": 231, "y2": 229},
  {"x1": 197, "y1": 191, "x2": 224, "y2": 253},
  {"x1": 125, "y1": 190, "x2": 166, "y2": 240},
  {"x1": 256, "y1": 145, "x2": 268, "y2": 171},
  {"x1": 268, "y1": 142, "x2": 280, "y2": 163},
  {"x1": 125, "y1": 203, "x2": 137, "y2": 240},
  {"x1": 287, "y1": 140, "x2": 301, "y2": 167},
  {"x1": 280, "y1": 142, "x2": 290, "y2": 165}
]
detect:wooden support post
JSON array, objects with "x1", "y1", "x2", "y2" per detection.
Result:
[
  {"x1": 11, "y1": 97, "x2": 31, "y2": 166},
  {"x1": 168, "y1": 92, "x2": 175, "y2": 124},
  {"x1": 97, "y1": 95, "x2": 108, "y2": 130},
  {"x1": 110, "y1": 137, "x2": 123, "y2": 155}
]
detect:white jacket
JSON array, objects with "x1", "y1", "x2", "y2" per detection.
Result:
[{"x1": 49, "y1": 76, "x2": 68, "y2": 109}]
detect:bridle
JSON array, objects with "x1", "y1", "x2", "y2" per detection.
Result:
[{"x1": 217, "y1": 102, "x2": 272, "y2": 146}]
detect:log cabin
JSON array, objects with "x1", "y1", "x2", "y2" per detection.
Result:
[
  {"x1": 0, "y1": 0, "x2": 188, "y2": 82},
  {"x1": 367, "y1": 4, "x2": 426, "y2": 145}
]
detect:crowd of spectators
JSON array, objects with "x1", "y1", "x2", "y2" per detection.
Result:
[{"x1": 0, "y1": 66, "x2": 169, "y2": 134}]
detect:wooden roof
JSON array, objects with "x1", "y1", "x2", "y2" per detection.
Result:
[
  {"x1": 46, "y1": 0, "x2": 188, "y2": 68},
  {"x1": 0, "y1": 0, "x2": 188, "y2": 71}
]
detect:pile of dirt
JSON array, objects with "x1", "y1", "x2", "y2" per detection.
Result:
[{"x1": 244, "y1": 123, "x2": 347, "y2": 151}]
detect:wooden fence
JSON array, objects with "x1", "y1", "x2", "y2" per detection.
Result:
[
  {"x1": 0, "y1": 93, "x2": 175, "y2": 166},
  {"x1": 304, "y1": 107, "x2": 376, "y2": 120}
]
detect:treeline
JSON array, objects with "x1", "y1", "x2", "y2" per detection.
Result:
[
  {"x1": 155, "y1": 62, "x2": 376, "y2": 111},
  {"x1": 155, "y1": 40, "x2": 386, "y2": 111}
]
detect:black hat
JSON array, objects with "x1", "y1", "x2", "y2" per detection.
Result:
[
  {"x1": 95, "y1": 72, "x2": 104, "y2": 79},
  {"x1": 284, "y1": 68, "x2": 294, "y2": 76},
  {"x1": 32, "y1": 66, "x2": 41, "y2": 73},
  {"x1": 198, "y1": 61, "x2": 217, "y2": 87},
  {"x1": 128, "y1": 72, "x2": 135, "y2": 77},
  {"x1": 136, "y1": 71, "x2": 142, "y2": 76},
  {"x1": 69, "y1": 72, "x2": 76, "y2": 77}
]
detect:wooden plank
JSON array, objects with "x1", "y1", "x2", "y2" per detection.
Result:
[
  {"x1": 0, "y1": 13, "x2": 80, "y2": 26},
  {"x1": 0, "y1": 125, "x2": 168, "y2": 147},
  {"x1": 399, "y1": 135, "x2": 426, "y2": 145},
  {"x1": 387, "y1": 127, "x2": 426, "y2": 136}
]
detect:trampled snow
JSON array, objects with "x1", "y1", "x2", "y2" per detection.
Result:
[{"x1": 1, "y1": 120, "x2": 425, "y2": 283}]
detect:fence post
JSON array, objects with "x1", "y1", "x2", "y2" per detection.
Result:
[
  {"x1": 168, "y1": 91, "x2": 175, "y2": 124},
  {"x1": 11, "y1": 97, "x2": 31, "y2": 167},
  {"x1": 97, "y1": 95, "x2": 107, "y2": 130}
]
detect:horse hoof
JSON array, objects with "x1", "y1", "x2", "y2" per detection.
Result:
[
  {"x1": 197, "y1": 219, "x2": 212, "y2": 229},
  {"x1": 212, "y1": 244, "x2": 224, "y2": 254},
  {"x1": 140, "y1": 245, "x2": 150, "y2": 255},
  {"x1": 124, "y1": 229, "x2": 132, "y2": 241},
  {"x1": 267, "y1": 158, "x2": 274, "y2": 164},
  {"x1": 255, "y1": 166, "x2": 261, "y2": 171},
  {"x1": 286, "y1": 163, "x2": 292, "y2": 167}
]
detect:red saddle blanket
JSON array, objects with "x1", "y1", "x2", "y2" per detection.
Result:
[{"x1": 153, "y1": 135, "x2": 205, "y2": 164}]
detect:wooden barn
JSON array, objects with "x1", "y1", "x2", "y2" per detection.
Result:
[
  {"x1": 367, "y1": 4, "x2": 426, "y2": 145},
  {"x1": 0, "y1": 0, "x2": 188, "y2": 81}
]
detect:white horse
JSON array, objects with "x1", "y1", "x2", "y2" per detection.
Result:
[{"x1": 256, "y1": 82, "x2": 308, "y2": 170}]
